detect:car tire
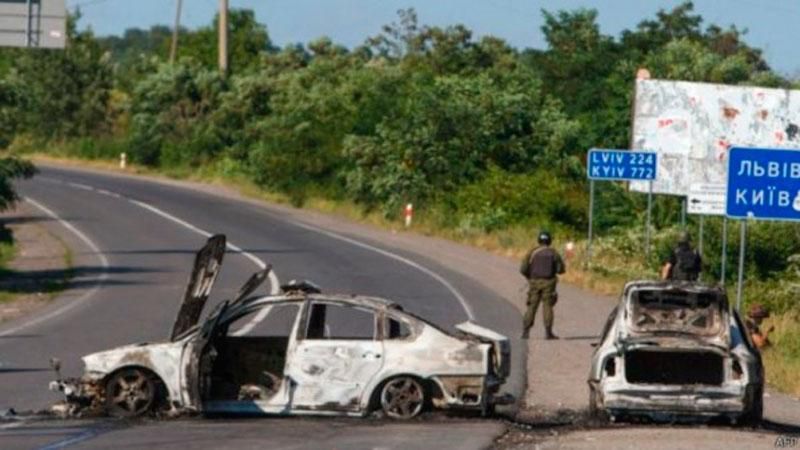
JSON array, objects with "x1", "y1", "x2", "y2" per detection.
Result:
[
  {"x1": 105, "y1": 368, "x2": 158, "y2": 418},
  {"x1": 379, "y1": 376, "x2": 426, "y2": 420},
  {"x1": 740, "y1": 384, "x2": 764, "y2": 426}
]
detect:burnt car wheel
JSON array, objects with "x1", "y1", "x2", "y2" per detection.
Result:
[
  {"x1": 105, "y1": 368, "x2": 157, "y2": 418},
  {"x1": 380, "y1": 376, "x2": 426, "y2": 419}
]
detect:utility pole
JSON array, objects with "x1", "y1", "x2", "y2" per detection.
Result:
[
  {"x1": 218, "y1": 0, "x2": 228, "y2": 75},
  {"x1": 169, "y1": 0, "x2": 183, "y2": 63}
]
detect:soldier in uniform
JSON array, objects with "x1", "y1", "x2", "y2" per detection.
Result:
[
  {"x1": 661, "y1": 231, "x2": 702, "y2": 281},
  {"x1": 520, "y1": 231, "x2": 565, "y2": 340}
]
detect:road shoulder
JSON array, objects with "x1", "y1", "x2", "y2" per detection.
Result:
[{"x1": 0, "y1": 203, "x2": 71, "y2": 323}]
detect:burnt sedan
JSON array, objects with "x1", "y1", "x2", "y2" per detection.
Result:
[
  {"x1": 50, "y1": 235, "x2": 512, "y2": 419},
  {"x1": 588, "y1": 281, "x2": 763, "y2": 424}
]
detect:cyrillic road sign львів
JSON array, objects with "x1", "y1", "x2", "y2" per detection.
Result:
[
  {"x1": 587, "y1": 149, "x2": 657, "y2": 181},
  {"x1": 726, "y1": 147, "x2": 800, "y2": 220}
]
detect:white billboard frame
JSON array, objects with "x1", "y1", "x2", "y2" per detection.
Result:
[{"x1": 629, "y1": 79, "x2": 800, "y2": 196}]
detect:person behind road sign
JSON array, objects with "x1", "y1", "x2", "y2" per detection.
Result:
[
  {"x1": 660, "y1": 231, "x2": 702, "y2": 281},
  {"x1": 745, "y1": 303, "x2": 774, "y2": 350},
  {"x1": 520, "y1": 231, "x2": 565, "y2": 340}
]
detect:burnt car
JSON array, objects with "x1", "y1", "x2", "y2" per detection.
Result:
[
  {"x1": 588, "y1": 280, "x2": 763, "y2": 424},
  {"x1": 50, "y1": 235, "x2": 511, "y2": 419}
]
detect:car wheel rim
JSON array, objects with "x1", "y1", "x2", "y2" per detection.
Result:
[
  {"x1": 381, "y1": 377, "x2": 424, "y2": 419},
  {"x1": 108, "y1": 369, "x2": 154, "y2": 416}
]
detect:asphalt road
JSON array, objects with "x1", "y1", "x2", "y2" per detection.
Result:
[{"x1": 0, "y1": 165, "x2": 522, "y2": 449}]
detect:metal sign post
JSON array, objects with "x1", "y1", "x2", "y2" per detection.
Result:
[
  {"x1": 0, "y1": 0, "x2": 66, "y2": 49},
  {"x1": 726, "y1": 146, "x2": 800, "y2": 310},
  {"x1": 736, "y1": 220, "x2": 747, "y2": 311},
  {"x1": 587, "y1": 179, "x2": 594, "y2": 268},
  {"x1": 645, "y1": 181, "x2": 653, "y2": 261},
  {"x1": 721, "y1": 217, "x2": 728, "y2": 285},
  {"x1": 25, "y1": 0, "x2": 31, "y2": 47},
  {"x1": 586, "y1": 149, "x2": 658, "y2": 268},
  {"x1": 698, "y1": 215, "x2": 704, "y2": 256},
  {"x1": 681, "y1": 198, "x2": 687, "y2": 229}
]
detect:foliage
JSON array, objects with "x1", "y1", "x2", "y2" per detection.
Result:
[
  {"x1": 0, "y1": 158, "x2": 36, "y2": 211},
  {"x1": 3, "y1": 4, "x2": 800, "y2": 315},
  {"x1": 3, "y1": 15, "x2": 113, "y2": 140},
  {"x1": 128, "y1": 61, "x2": 226, "y2": 166},
  {"x1": 178, "y1": 9, "x2": 275, "y2": 72},
  {"x1": 343, "y1": 70, "x2": 579, "y2": 214}
]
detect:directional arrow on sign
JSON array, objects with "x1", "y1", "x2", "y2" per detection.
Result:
[{"x1": 688, "y1": 183, "x2": 726, "y2": 216}]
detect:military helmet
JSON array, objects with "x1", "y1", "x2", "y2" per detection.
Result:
[
  {"x1": 678, "y1": 231, "x2": 692, "y2": 244},
  {"x1": 538, "y1": 230, "x2": 552, "y2": 245}
]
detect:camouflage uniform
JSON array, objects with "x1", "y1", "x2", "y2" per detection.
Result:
[{"x1": 520, "y1": 245, "x2": 565, "y2": 339}]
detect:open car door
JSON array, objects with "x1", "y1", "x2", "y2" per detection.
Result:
[{"x1": 170, "y1": 234, "x2": 227, "y2": 341}]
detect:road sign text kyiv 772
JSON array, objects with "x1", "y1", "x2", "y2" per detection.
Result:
[
  {"x1": 727, "y1": 147, "x2": 800, "y2": 220},
  {"x1": 587, "y1": 149, "x2": 657, "y2": 181}
]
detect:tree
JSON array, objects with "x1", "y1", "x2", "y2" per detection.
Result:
[
  {"x1": 180, "y1": 9, "x2": 275, "y2": 73},
  {"x1": 6, "y1": 13, "x2": 113, "y2": 139},
  {"x1": 0, "y1": 159, "x2": 36, "y2": 211}
]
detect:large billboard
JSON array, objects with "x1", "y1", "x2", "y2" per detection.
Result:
[
  {"x1": 0, "y1": 0, "x2": 66, "y2": 49},
  {"x1": 629, "y1": 79, "x2": 800, "y2": 196}
]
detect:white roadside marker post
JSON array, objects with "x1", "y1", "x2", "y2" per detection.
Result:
[
  {"x1": 404, "y1": 203, "x2": 413, "y2": 228},
  {"x1": 120, "y1": 153, "x2": 127, "y2": 169}
]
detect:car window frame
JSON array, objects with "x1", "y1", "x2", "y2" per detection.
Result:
[{"x1": 301, "y1": 299, "x2": 379, "y2": 341}]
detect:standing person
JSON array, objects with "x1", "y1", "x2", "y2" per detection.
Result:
[
  {"x1": 661, "y1": 231, "x2": 702, "y2": 281},
  {"x1": 520, "y1": 231, "x2": 565, "y2": 340}
]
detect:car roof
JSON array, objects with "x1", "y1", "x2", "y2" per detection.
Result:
[{"x1": 238, "y1": 292, "x2": 399, "y2": 310}]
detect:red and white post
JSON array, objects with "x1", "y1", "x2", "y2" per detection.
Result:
[{"x1": 404, "y1": 203, "x2": 413, "y2": 228}]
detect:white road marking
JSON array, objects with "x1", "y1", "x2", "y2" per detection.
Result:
[
  {"x1": 95, "y1": 188, "x2": 121, "y2": 198},
  {"x1": 65, "y1": 182, "x2": 94, "y2": 192},
  {"x1": 0, "y1": 420, "x2": 24, "y2": 430},
  {"x1": 291, "y1": 222, "x2": 476, "y2": 321},
  {"x1": 0, "y1": 198, "x2": 110, "y2": 337},
  {"x1": 231, "y1": 305, "x2": 273, "y2": 337},
  {"x1": 123, "y1": 198, "x2": 280, "y2": 334},
  {"x1": 126, "y1": 199, "x2": 279, "y2": 294}
]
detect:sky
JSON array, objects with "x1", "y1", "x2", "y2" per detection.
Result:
[{"x1": 68, "y1": 0, "x2": 800, "y2": 76}]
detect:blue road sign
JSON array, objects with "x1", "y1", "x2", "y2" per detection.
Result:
[
  {"x1": 726, "y1": 147, "x2": 800, "y2": 221},
  {"x1": 587, "y1": 149, "x2": 657, "y2": 181}
]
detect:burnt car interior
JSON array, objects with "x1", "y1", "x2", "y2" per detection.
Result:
[
  {"x1": 204, "y1": 303, "x2": 300, "y2": 402},
  {"x1": 305, "y1": 301, "x2": 376, "y2": 340},
  {"x1": 630, "y1": 289, "x2": 722, "y2": 334},
  {"x1": 624, "y1": 288, "x2": 728, "y2": 386}
]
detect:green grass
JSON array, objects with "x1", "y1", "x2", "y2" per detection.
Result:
[
  {"x1": 0, "y1": 223, "x2": 72, "y2": 304},
  {"x1": 0, "y1": 225, "x2": 18, "y2": 303}
]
